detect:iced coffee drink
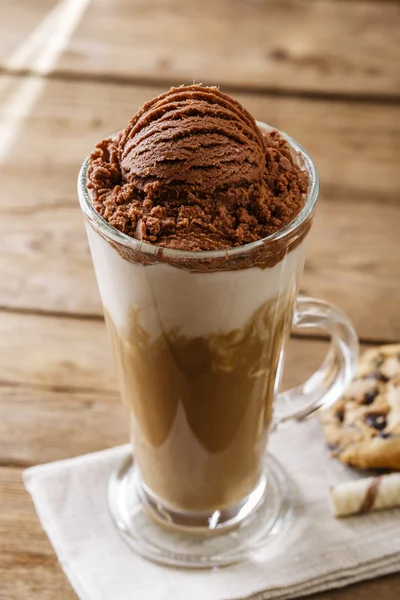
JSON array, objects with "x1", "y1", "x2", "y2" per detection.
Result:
[{"x1": 78, "y1": 87, "x2": 357, "y2": 563}]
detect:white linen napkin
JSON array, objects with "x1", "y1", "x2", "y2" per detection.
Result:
[{"x1": 24, "y1": 419, "x2": 400, "y2": 600}]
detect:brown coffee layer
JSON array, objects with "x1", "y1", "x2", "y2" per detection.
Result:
[
  {"x1": 105, "y1": 293, "x2": 295, "y2": 513},
  {"x1": 87, "y1": 85, "x2": 309, "y2": 254}
]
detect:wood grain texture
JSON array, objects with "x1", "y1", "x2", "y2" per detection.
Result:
[
  {"x1": 0, "y1": 1, "x2": 399, "y2": 595},
  {"x1": 0, "y1": 336, "x2": 370, "y2": 468},
  {"x1": 0, "y1": 0, "x2": 56, "y2": 67},
  {"x1": 2, "y1": 199, "x2": 399, "y2": 341},
  {"x1": 1, "y1": 76, "x2": 397, "y2": 211},
  {"x1": 0, "y1": 331, "x2": 395, "y2": 600},
  {"x1": 1, "y1": 1, "x2": 399, "y2": 98},
  {"x1": 0, "y1": 311, "x2": 115, "y2": 392},
  {"x1": 0, "y1": 386, "x2": 123, "y2": 467},
  {"x1": 0, "y1": 465, "x2": 399, "y2": 600},
  {"x1": 0, "y1": 76, "x2": 399, "y2": 340},
  {"x1": 0, "y1": 467, "x2": 78, "y2": 600},
  {"x1": 0, "y1": 336, "x2": 330, "y2": 466},
  {"x1": 0, "y1": 308, "x2": 348, "y2": 404}
]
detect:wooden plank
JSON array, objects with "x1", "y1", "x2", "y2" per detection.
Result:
[
  {"x1": 2, "y1": 197, "x2": 399, "y2": 341},
  {"x1": 0, "y1": 209, "x2": 101, "y2": 317},
  {"x1": 0, "y1": 386, "x2": 124, "y2": 467},
  {"x1": 302, "y1": 200, "x2": 400, "y2": 342},
  {"x1": 0, "y1": 336, "x2": 328, "y2": 465},
  {"x1": 0, "y1": 337, "x2": 369, "y2": 467},
  {"x1": 0, "y1": 76, "x2": 399, "y2": 340},
  {"x1": 0, "y1": 555, "x2": 77, "y2": 600},
  {"x1": 0, "y1": 318, "x2": 378, "y2": 599},
  {"x1": 0, "y1": 0, "x2": 56, "y2": 67},
  {"x1": 0, "y1": 76, "x2": 398, "y2": 208},
  {"x1": 1, "y1": 1, "x2": 399, "y2": 98},
  {"x1": 0, "y1": 467, "x2": 77, "y2": 600},
  {"x1": 0, "y1": 308, "x2": 349, "y2": 402},
  {"x1": 0, "y1": 468, "x2": 53, "y2": 558},
  {"x1": 0, "y1": 331, "x2": 394, "y2": 599},
  {"x1": 0, "y1": 311, "x2": 115, "y2": 392},
  {"x1": 0, "y1": 466, "x2": 399, "y2": 600}
]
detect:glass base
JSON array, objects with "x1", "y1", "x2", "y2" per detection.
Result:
[{"x1": 108, "y1": 451, "x2": 294, "y2": 568}]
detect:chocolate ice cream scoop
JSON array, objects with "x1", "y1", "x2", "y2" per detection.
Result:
[
  {"x1": 87, "y1": 85, "x2": 309, "y2": 251},
  {"x1": 118, "y1": 86, "x2": 266, "y2": 193}
]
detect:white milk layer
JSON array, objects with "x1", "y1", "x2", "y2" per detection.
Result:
[{"x1": 86, "y1": 225, "x2": 306, "y2": 339}]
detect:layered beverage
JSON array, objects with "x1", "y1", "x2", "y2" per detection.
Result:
[{"x1": 81, "y1": 86, "x2": 312, "y2": 519}]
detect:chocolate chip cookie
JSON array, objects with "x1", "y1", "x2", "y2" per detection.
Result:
[{"x1": 321, "y1": 344, "x2": 400, "y2": 470}]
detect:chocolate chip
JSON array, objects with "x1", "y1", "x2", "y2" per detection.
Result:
[
  {"x1": 328, "y1": 443, "x2": 340, "y2": 454},
  {"x1": 365, "y1": 413, "x2": 387, "y2": 431},
  {"x1": 365, "y1": 371, "x2": 389, "y2": 383},
  {"x1": 377, "y1": 372, "x2": 389, "y2": 382},
  {"x1": 363, "y1": 389, "x2": 379, "y2": 405},
  {"x1": 378, "y1": 432, "x2": 392, "y2": 439},
  {"x1": 335, "y1": 409, "x2": 345, "y2": 423}
]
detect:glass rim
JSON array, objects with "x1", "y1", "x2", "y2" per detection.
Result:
[{"x1": 78, "y1": 121, "x2": 319, "y2": 260}]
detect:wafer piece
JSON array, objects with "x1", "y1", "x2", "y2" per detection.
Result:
[{"x1": 329, "y1": 473, "x2": 400, "y2": 517}]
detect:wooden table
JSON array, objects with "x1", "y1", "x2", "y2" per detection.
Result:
[{"x1": 0, "y1": 1, "x2": 399, "y2": 598}]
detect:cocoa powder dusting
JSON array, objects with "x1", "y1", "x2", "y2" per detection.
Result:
[{"x1": 87, "y1": 85, "x2": 309, "y2": 260}]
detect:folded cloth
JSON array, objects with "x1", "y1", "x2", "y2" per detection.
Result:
[{"x1": 24, "y1": 419, "x2": 400, "y2": 600}]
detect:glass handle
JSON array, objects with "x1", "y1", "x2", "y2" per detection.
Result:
[{"x1": 275, "y1": 296, "x2": 359, "y2": 424}]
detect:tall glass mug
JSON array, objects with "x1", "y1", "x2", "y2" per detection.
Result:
[{"x1": 78, "y1": 123, "x2": 358, "y2": 567}]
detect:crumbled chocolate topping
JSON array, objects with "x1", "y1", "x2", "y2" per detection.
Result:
[{"x1": 87, "y1": 85, "x2": 309, "y2": 253}]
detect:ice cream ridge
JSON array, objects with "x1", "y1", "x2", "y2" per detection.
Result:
[{"x1": 88, "y1": 85, "x2": 309, "y2": 252}]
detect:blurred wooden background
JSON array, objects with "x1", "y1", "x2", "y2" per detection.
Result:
[{"x1": 0, "y1": 1, "x2": 399, "y2": 598}]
